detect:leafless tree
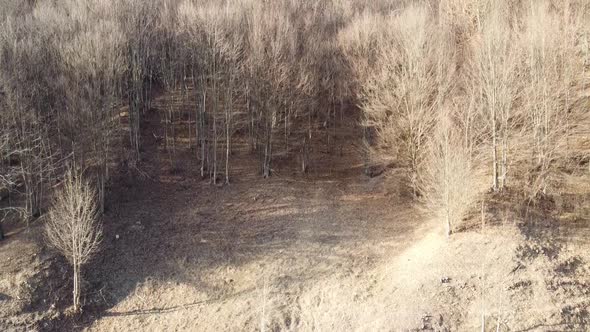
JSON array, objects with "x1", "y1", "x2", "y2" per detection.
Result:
[
  {"x1": 338, "y1": 11, "x2": 393, "y2": 175},
  {"x1": 244, "y1": 3, "x2": 295, "y2": 178},
  {"x1": 359, "y1": 5, "x2": 455, "y2": 194},
  {"x1": 0, "y1": 131, "x2": 23, "y2": 240},
  {"x1": 158, "y1": 2, "x2": 183, "y2": 169},
  {"x1": 119, "y1": 0, "x2": 159, "y2": 163},
  {"x1": 519, "y1": 0, "x2": 586, "y2": 197},
  {"x1": 0, "y1": 13, "x2": 57, "y2": 219},
  {"x1": 57, "y1": 4, "x2": 126, "y2": 212},
  {"x1": 45, "y1": 169, "x2": 102, "y2": 313},
  {"x1": 471, "y1": 2, "x2": 521, "y2": 192},
  {"x1": 420, "y1": 104, "x2": 486, "y2": 237}
]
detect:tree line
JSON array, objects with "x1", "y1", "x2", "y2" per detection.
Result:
[
  {"x1": 343, "y1": 1, "x2": 589, "y2": 236},
  {"x1": 0, "y1": 0, "x2": 359, "y2": 219}
]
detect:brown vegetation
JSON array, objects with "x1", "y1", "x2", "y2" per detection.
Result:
[{"x1": 0, "y1": 0, "x2": 589, "y2": 328}]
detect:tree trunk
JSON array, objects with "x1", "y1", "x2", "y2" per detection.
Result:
[
  {"x1": 225, "y1": 79, "x2": 232, "y2": 185},
  {"x1": 73, "y1": 261, "x2": 80, "y2": 313},
  {"x1": 263, "y1": 111, "x2": 273, "y2": 178},
  {"x1": 165, "y1": 103, "x2": 170, "y2": 163},
  {"x1": 171, "y1": 93, "x2": 176, "y2": 167},
  {"x1": 492, "y1": 110, "x2": 498, "y2": 191},
  {"x1": 100, "y1": 122, "x2": 110, "y2": 214},
  {"x1": 501, "y1": 132, "x2": 507, "y2": 190},
  {"x1": 444, "y1": 131, "x2": 451, "y2": 238},
  {"x1": 98, "y1": 172, "x2": 105, "y2": 214},
  {"x1": 339, "y1": 99, "x2": 344, "y2": 156},
  {"x1": 302, "y1": 136, "x2": 309, "y2": 173},
  {"x1": 302, "y1": 109, "x2": 311, "y2": 173},
  {"x1": 249, "y1": 98, "x2": 255, "y2": 152},
  {"x1": 363, "y1": 125, "x2": 370, "y2": 176},
  {"x1": 446, "y1": 211, "x2": 451, "y2": 238},
  {"x1": 212, "y1": 73, "x2": 218, "y2": 185},
  {"x1": 200, "y1": 85, "x2": 207, "y2": 178}
]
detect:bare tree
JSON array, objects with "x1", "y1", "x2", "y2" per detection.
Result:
[
  {"x1": 0, "y1": 118, "x2": 31, "y2": 239},
  {"x1": 158, "y1": 2, "x2": 183, "y2": 170},
  {"x1": 45, "y1": 169, "x2": 102, "y2": 313},
  {"x1": 177, "y1": 0, "x2": 209, "y2": 177},
  {"x1": 0, "y1": 14, "x2": 57, "y2": 219},
  {"x1": 244, "y1": 3, "x2": 294, "y2": 178},
  {"x1": 0, "y1": 131, "x2": 21, "y2": 240},
  {"x1": 58, "y1": 7, "x2": 126, "y2": 212},
  {"x1": 519, "y1": 0, "x2": 585, "y2": 197},
  {"x1": 471, "y1": 2, "x2": 521, "y2": 192},
  {"x1": 338, "y1": 11, "x2": 394, "y2": 175},
  {"x1": 119, "y1": 0, "x2": 159, "y2": 163},
  {"x1": 359, "y1": 5, "x2": 455, "y2": 194},
  {"x1": 420, "y1": 106, "x2": 486, "y2": 237},
  {"x1": 214, "y1": 5, "x2": 245, "y2": 184}
]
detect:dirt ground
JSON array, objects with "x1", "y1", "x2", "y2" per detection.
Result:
[
  {"x1": 1, "y1": 94, "x2": 589, "y2": 331},
  {"x1": 79, "y1": 123, "x2": 437, "y2": 331}
]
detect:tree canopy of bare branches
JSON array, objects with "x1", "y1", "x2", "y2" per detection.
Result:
[{"x1": 45, "y1": 169, "x2": 102, "y2": 312}]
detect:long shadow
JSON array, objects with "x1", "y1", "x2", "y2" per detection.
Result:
[
  {"x1": 49, "y1": 92, "x2": 420, "y2": 330},
  {"x1": 101, "y1": 287, "x2": 254, "y2": 318},
  {"x1": 514, "y1": 322, "x2": 569, "y2": 331},
  {"x1": 54, "y1": 166, "x2": 418, "y2": 331}
]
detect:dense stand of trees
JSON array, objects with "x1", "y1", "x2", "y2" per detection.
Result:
[
  {"x1": 0, "y1": 0, "x2": 357, "y2": 217},
  {"x1": 341, "y1": 1, "x2": 589, "y2": 236},
  {"x1": 0, "y1": 0, "x2": 589, "y2": 309}
]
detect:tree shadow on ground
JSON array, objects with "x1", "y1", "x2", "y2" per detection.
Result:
[{"x1": 53, "y1": 164, "x2": 420, "y2": 331}]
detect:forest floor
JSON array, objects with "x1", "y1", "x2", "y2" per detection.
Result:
[{"x1": 1, "y1": 95, "x2": 590, "y2": 331}]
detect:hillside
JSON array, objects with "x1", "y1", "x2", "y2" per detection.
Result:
[
  {"x1": 1, "y1": 0, "x2": 589, "y2": 331},
  {"x1": 2, "y1": 85, "x2": 590, "y2": 331}
]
